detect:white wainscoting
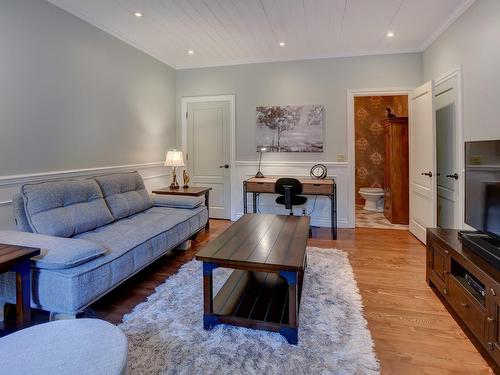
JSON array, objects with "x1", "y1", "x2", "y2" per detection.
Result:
[
  {"x1": 231, "y1": 161, "x2": 352, "y2": 228},
  {"x1": 0, "y1": 162, "x2": 170, "y2": 230}
]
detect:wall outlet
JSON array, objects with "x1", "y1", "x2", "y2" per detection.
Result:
[{"x1": 336, "y1": 154, "x2": 346, "y2": 162}]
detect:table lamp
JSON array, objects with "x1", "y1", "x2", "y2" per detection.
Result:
[
  {"x1": 164, "y1": 149, "x2": 184, "y2": 189},
  {"x1": 255, "y1": 147, "x2": 266, "y2": 178}
]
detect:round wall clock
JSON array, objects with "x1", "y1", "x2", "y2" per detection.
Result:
[{"x1": 310, "y1": 164, "x2": 327, "y2": 179}]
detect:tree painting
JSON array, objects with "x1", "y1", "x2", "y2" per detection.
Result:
[{"x1": 256, "y1": 105, "x2": 324, "y2": 152}]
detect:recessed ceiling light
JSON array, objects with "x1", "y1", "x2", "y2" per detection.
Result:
[
  {"x1": 386, "y1": 31, "x2": 394, "y2": 38},
  {"x1": 133, "y1": 12, "x2": 143, "y2": 18},
  {"x1": 279, "y1": 41, "x2": 286, "y2": 47},
  {"x1": 188, "y1": 49, "x2": 194, "y2": 55}
]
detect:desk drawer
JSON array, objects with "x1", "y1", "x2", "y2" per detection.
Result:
[
  {"x1": 246, "y1": 181, "x2": 275, "y2": 193},
  {"x1": 302, "y1": 183, "x2": 333, "y2": 195}
]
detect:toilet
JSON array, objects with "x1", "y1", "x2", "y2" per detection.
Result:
[{"x1": 359, "y1": 188, "x2": 385, "y2": 212}]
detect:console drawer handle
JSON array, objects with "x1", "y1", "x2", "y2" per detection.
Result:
[
  {"x1": 460, "y1": 302, "x2": 469, "y2": 308},
  {"x1": 313, "y1": 184, "x2": 321, "y2": 187}
]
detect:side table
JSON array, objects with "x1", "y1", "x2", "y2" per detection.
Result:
[
  {"x1": 152, "y1": 186, "x2": 212, "y2": 230},
  {"x1": 0, "y1": 244, "x2": 40, "y2": 328}
]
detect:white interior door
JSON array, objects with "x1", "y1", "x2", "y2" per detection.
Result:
[
  {"x1": 409, "y1": 81, "x2": 436, "y2": 243},
  {"x1": 435, "y1": 76, "x2": 459, "y2": 229},
  {"x1": 186, "y1": 100, "x2": 231, "y2": 219}
]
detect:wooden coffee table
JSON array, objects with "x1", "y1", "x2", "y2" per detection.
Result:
[{"x1": 195, "y1": 213, "x2": 310, "y2": 344}]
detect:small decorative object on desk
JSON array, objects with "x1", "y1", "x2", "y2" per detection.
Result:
[
  {"x1": 164, "y1": 149, "x2": 184, "y2": 189},
  {"x1": 310, "y1": 164, "x2": 327, "y2": 179},
  {"x1": 182, "y1": 169, "x2": 190, "y2": 188}
]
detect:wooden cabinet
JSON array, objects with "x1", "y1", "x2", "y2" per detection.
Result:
[
  {"x1": 427, "y1": 228, "x2": 500, "y2": 367},
  {"x1": 383, "y1": 117, "x2": 409, "y2": 224}
]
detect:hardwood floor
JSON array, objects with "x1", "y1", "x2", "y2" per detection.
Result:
[{"x1": 21, "y1": 219, "x2": 499, "y2": 374}]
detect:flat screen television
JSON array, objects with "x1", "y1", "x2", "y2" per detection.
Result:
[{"x1": 465, "y1": 140, "x2": 500, "y2": 239}]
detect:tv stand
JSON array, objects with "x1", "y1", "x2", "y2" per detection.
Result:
[{"x1": 427, "y1": 228, "x2": 500, "y2": 367}]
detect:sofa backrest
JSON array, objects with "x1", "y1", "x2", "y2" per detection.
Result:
[
  {"x1": 21, "y1": 179, "x2": 115, "y2": 237},
  {"x1": 93, "y1": 172, "x2": 153, "y2": 220}
]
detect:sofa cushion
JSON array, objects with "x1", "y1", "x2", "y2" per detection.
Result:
[
  {"x1": 94, "y1": 172, "x2": 153, "y2": 220},
  {"x1": 0, "y1": 230, "x2": 106, "y2": 270},
  {"x1": 151, "y1": 194, "x2": 205, "y2": 209},
  {"x1": 21, "y1": 180, "x2": 114, "y2": 238}
]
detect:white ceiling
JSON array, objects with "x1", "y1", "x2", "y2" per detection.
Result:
[{"x1": 47, "y1": 0, "x2": 475, "y2": 69}]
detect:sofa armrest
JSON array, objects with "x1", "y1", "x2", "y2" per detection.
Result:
[
  {"x1": 150, "y1": 194, "x2": 205, "y2": 209},
  {"x1": 0, "y1": 230, "x2": 106, "y2": 270}
]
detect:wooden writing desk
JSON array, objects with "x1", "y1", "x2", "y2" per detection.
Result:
[{"x1": 243, "y1": 176, "x2": 337, "y2": 239}]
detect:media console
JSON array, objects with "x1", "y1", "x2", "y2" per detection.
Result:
[{"x1": 427, "y1": 228, "x2": 500, "y2": 367}]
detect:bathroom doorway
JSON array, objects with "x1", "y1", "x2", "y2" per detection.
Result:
[{"x1": 353, "y1": 94, "x2": 410, "y2": 229}]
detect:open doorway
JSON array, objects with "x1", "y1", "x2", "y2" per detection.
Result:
[{"x1": 353, "y1": 94, "x2": 409, "y2": 229}]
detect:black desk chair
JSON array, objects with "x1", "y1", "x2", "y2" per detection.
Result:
[{"x1": 275, "y1": 178, "x2": 308, "y2": 216}]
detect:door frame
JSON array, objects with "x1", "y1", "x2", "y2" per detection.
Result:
[
  {"x1": 347, "y1": 87, "x2": 414, "y2": 228},
  {"x1": 434, "y1": 65, "x2": 465, "y2": 229},
  {"x1": 181, "y1": 94, "x2": 236, "y2": 218}
]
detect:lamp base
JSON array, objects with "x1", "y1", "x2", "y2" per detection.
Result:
[
  {"x1": 255, "y1": 171, "x2": 265, "y2": 178},
  {"x1": 170, "y1": 167, "x2": 180, "y2": 189}
]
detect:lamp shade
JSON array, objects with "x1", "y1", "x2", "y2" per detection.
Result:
[{"x1": 164, "y1": 150, "x2": 184, "y2": 167}]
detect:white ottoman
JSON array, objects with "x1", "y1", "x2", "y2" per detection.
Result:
[{"x1": 0, "y1": 318, "x2": 128, "y2": 375}]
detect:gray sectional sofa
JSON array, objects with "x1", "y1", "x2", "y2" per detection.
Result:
[{"x1": 0, "y1": 172, "x2": 208, "y2": 318}]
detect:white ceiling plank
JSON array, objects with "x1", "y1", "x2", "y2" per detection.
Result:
[{"x1": 46, "y1": 0, "x2": 473, "y2": 68}]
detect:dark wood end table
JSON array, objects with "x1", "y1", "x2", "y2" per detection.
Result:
[
  {"x1": 0, "y1": 244, "x2": 40, "y2": 328},
  {"x1": 195, "y1": 214, "x2": 309, "y2": 344},
  {"x1": 152, "y1": 186, "x2": 212, "y2": 230}
]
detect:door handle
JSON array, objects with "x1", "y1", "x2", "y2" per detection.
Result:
[
  {"x1": 446, "y1": 173, "x2": 459, "y2": 180},
  {"x1": 219, "y1": 164, "x2": 230, "y2": 169},
  {"x1": 421, "y1": 171, "x2": 433, "y2": 177}
]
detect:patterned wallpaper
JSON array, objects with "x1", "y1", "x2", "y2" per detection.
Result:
[{"x1": 355, "y1": 96, "x2": 408, "y2": 204}]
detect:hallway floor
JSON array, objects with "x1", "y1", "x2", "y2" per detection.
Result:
[{"x1": 355, "y1": 204, "x2": 409, "y2": 230}]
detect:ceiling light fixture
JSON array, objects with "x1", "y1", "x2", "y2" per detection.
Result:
[
  {"x1": 133, "y1": 12, "x2": 143, "y2": 18},
  {"x1": 188, "y1": 49, "x2": 194, "y2": 55},
  {"x1": 386, "y1": 31, "x2": 394, "y2": 38},
  {"x1": 279, "y1": 41, "x2": 286, "y2": 47}
]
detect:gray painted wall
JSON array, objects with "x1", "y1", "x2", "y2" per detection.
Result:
[
  {"x1": 176, "y1": 53, "x2": 422, "y2": 162},
  {"x1": 0, "y1": 0, "x2": 176, "y2": 176},
  {"x1": 423, "y1": 0, "x2": 500, "y2": 142}
]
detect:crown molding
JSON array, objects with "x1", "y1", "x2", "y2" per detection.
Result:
[
  {"x1": 420, "y1": 0, "x2": 477, "y2": 51},
  {"x1": 175, "y1": 49, "x2": 421, "y2": 70}
]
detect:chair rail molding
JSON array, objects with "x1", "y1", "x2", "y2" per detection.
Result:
[{"x1": 0, "y1": 161, "x2": 170, "y2": 230}]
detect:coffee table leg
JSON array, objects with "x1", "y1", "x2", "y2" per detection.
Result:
[
  {"x1": 202, "y1": 262, "x2": 219, "y2": 330},
  {"x1": 13, "y1": 259, "x2": 31, "y2": 327},
  {"x1": 279, "y1": 271, "x2": 299, "y2": 345}
]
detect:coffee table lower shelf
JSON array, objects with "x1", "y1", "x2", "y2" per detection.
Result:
[{"x1": 202, "y1": 265, "x2": 303, "y2": 345}]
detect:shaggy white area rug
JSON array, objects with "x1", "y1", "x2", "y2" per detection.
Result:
[{"x1": 119, "y1": 247, "x2": 379, "y2": 374}]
